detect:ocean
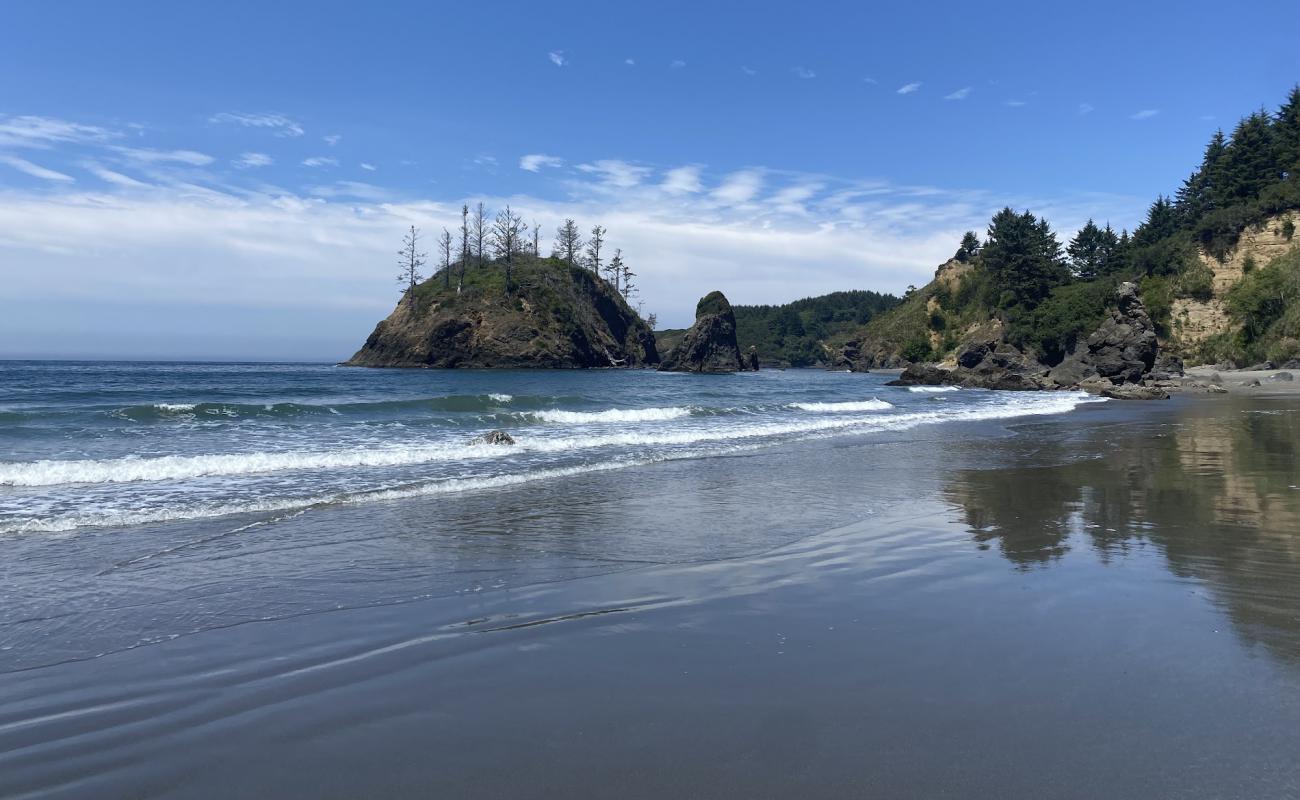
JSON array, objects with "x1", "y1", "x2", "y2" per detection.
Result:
[{"x1": 3, "y1": 361, "x2": 1300, "y2": 798}]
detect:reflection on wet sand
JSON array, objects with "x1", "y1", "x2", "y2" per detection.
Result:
[{"x1": 947, "y1": 397, "x2": 1300, "y2": 663}]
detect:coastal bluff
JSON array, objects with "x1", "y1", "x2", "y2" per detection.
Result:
[{"x1": 345, "y1": 258, "x2": 658, "y2": 369}]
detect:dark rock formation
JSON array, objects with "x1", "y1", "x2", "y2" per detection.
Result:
[
  {"x1": 1047, "y1": 283, "x2": 1157, "y2": 387},
  {"x1": 745, "y1": 346, "x2": 760, "y2": 371},
  {"x1": 658, "y1": 292, "x2": 744, "y2": 373},
  {"x1": 1271, "y1": 371, "x2": 1294, "y2": 382},
  {"x1": 891, "y1": 342, "x2": 1048, "y2": 391},
  {"x1": 470, "y1": 430, "x2": 515, "y2": 445},
  {"x1": 345, "y1": 260, "x2": 658, "y2": 369}
]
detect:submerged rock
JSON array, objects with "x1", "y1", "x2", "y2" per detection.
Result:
[
  {"x1": 1271, "y1": 371, "x2": 1295, "y2": 382},
  {"x1": 658, "y1": 291, "x2": 744, "y2": 373},
  {"x1": 470, "y1": 430, "x2": 515, "y2": 445}
]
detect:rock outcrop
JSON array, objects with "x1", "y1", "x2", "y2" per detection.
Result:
[
  {"x1": 658, "y1": 291, "x2": 744, "y2": 373},
  {"x1": 1046, "y1": 282, "x2": 1158, "y2": 387},
  {"x1": 346, "y1": 259, "x2": 658, "y2": 369},
  {"x1": 889, "y1": 283, "x2": 1174, "y2": 398}
]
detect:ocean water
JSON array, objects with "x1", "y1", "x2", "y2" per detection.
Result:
[
  {"x1": 6, "y1": 362, "x2": 1300, "y2": 798},
  {"x1": 0, "y1": 361, "x2": 1098, "y2": 535}
]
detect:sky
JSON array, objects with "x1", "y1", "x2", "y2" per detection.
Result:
[{"x1": 0, "y1": 0, "x2": 1296, "y2": 361}]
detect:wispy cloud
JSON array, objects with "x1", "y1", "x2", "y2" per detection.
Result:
[
  {"x1": 624, "y1": 58, "x2": 635, "y2": 66},
  {"x1": 0, "y1": 154, "x2": 75, "y2": 182},
  {"x1": 519, "y1": 153, "x2": 564, "y2": 172},
  {"x1": 661, "y1": 165, "x2": 703, "y2": 195},
  {"x1": 83, "y1": 162, "x2": 147, "y2": 188},
  {"x1": 323, "y1": 134, "x2": 342, "y2": 146},
  {"x1": 670, "y1": 60, "x2": 686, "y2": 69},
  {"x1": 114, "y1": 147, "x2": 214, "y2": 166},
  {"x1": 576, "y1": 159, "x2": 651, "y2": 188},
  {"x1": 0, "y1": 115, "x2": 118, "y2": 149},
  {"x1": 209, "y1": 112, "x2": 304, "y2": 138},
  {"x1": 792, "y1": 66, "x2": 816, "y2": 79},
  {"x1": 1078, "y1": 103, "x2": 1095, "y2": 115},
  {"x1": 1004, "y1": 99, "x2": 1027, "y2": 107},
  {"x1": 1130, "y1": 109, "x2": 1159, "y2": 120},
  {"x1": 301, "y1": 156, "x2": 339, "y2": 168},
  {"x1": 862, "y1": 77, "x2": 878, "y2": 85},
  {"x1": 897, "y1": 82, "x2": 922, "y2": 95},
  {"x1": 234, "y1": 152, "x2": 273, "y2": 169},
  {"x1": 741, "y1": 66, "x2": 757, "y2": 76},
  {"x1": 548, "y1": 50, "x2": 567, "y2": 67},
  {"x1": 943, "y1": 87, "x2": 971, "y2": 101},
  {"x1": 360, "y1": 162, "x2": 376, "y2": 171},
  {"x1": 711, "y1": 169, "x2": 764, "y2": 204}
]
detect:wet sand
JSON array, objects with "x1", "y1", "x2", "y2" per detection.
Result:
[{"x1": 3, "y1": 394, "x2": 1300, "y2": 798}]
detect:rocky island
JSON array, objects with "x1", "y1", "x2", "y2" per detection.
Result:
[
  {"x1": 658, "y1": 291, "x2": 749, "y2": 373},
  {"x1": 346, "y1": 255, "x2": 657, "y2": 369}
]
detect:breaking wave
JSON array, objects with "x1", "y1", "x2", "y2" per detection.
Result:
[{"x1": 788, "y1": 399, "x2": 894, "y2": 413}]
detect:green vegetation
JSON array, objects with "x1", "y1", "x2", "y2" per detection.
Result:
[
  {"x1": 730, "y1": 290, "x2": 899, "y2": 366},
  {"x1": 851, "y1": 85, "x2": 1300, "y2": 367}
]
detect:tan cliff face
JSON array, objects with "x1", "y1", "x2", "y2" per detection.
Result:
[{"x1": 1171, "y1": 212, "x2": 1298, "y2": 351}]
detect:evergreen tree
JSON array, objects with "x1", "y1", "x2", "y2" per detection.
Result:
[
  {"x1": 396, "y1": 225, "x2": 426, "y2": 306},
  {"x1": 1067, "y1": 219, "x2": 1109, "y2": 280},
  {"x1": 471, "y1": 202, "x2": 489, "y2": 269},
  {"x1": 980, "y1": 208, "x2": 1066, "y2": 309},
  {"x1": 586, "y1": 224, "x2": 606, "y2": 276},
  {"x1": 491, "y1": 205, "x2": 526, "y2": 292},
  {"x1": 1132, "y1": 195, "x2": 1179, "y2": 248},
  {"x1": 1274, "y1": 85, "x2": 1300, "y2": 181},
  {"x1": 1175, "y1": 130, "x2": 1228, "y2": 225},
  {"x1": 1220, "y1": 111, "x2": 1276, "y2": 201},
  {"x1": 554, "y1": 219, "x2": 584, "y2": 268},
  {"x1": 613, "y1": 249, "x2": 635, "y2": 299},
  {"x1": 955, "y1": 230, "x2": 981, "y2": 262},
  {"x1": 439, "y1": 228, "x2": 453, "y2": 288}
]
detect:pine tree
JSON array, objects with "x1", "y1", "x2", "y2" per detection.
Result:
[
  {"x1": 554, "y1": 219, "x2": 584, "y2": 268},
  {"x1": 396, "y1": 225, "x2": 426, "y2": 306},
  {"x1": 1132, "y1": 195, "x2": 1179, "y2": 248},
  {"x1": 1175, "y1": 130, "x2": 1228, "y2": 225},
  {"x1": 1220, "y1": 111, "x2": 1276, "y2": 201},
  {"x1": 587, "y1": 225, "x2": 605, "y2": 276},
  {"x1": 956, "y1": 230, "x2": 981, "y2": 262},
  {"x1": 491, "y1": 205, "x2": 527, "y2": 292},
  {"x1": 471, "y1": 202, "x2": 489, "y2": 269},
  {"x1": 1274, "y1": 85, "x2": 1300, "y2": 181},
  {"x1": 980, "y1": 208, "x2": 1066, "y2": 309},
  {"x1": 439, "y1": 228, "x2": 453, "y2": 289},
  {"x1": 458, "y1": 205, "x2": 470, "y2": 292},
  {"x1": 1067, "y1": 219, "x2": 1105, "y2": 280},
  {"x1": 616, "y1": 250, "x2": 635, "y2": 300}
]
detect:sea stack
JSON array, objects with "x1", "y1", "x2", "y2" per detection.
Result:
[
  {"x1": 344, "y1": 259, "x2": 658, "y2": 369},
  {"x1": 658, "y1": 291, "x2": 744, "y2": 373}
]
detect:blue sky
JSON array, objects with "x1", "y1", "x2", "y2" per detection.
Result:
[{"x1": 1, "y1": 0, "x2": 1296, "y2": 360}]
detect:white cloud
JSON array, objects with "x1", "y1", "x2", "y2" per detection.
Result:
[
  {"x1": 323, "y1": 134, "x2": 342, "y2": 146},
  {"x1": 114, "y1": 147, "x2": 214, "y2": 166},
  {"x1": 0, "y1": 155, "x2": 75, "y2": 182},
  {"x1": 711, "y1": 170, "x2": 764, "y2": 204},
  {"x1": 0, "y1": 115, "x2": 118, "y2": 149},
  {"x1": 520, "y1": 153, "x2": 564, "y2": 172},
  {"x1": 897, "y1": 82, "x2": 922, "y2": 95},
  {"x1": 1078, "y1": 103, "x2": 1095, "y2": 115},
  {"x1": 548, "y1": 51, "x2": 567, "y2": 67},
  {"x1": 83, "y1": 162, "x2": 147, "y2": 188},
  {"x1": 209, "y1": 112, "x2": 304, "y2": 137},
  {"x1": 576, "y1": 160, "x2": 651, "y2": 188},
  {"x1": 944, "y1": 87, "x2": 971, "y2": 100},
  {"x1": 234, "y1": 152, "x2": 273, "y2": 169},
  {"x1": 625, "y1": 58, "x2": 636, "y2": 66},
  {"x1": 670, "y1": 60, "x2": 686, "y2": 69},
  {"x1": 1131, "y1": 109, "x2": 1159, "y2": 120},
  {"x1": 360, "y1": 162, "x2": 376, "y2": 171},
  {"x1": 301, "y1": 156, "x2": 339, "y2": 168},
  {"x1": 792, "y1": 67, "x2": 816, "y2": 79},
  {"x1": 661, "y1": 166, "x2": 703, "y2": 195},
  {"x1": 862, "y1": 77, "x2": 878, "y2": 85}
]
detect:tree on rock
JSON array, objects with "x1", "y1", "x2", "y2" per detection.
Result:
[
  {"x1": 439, "y1": 228, "x2": 453, "y2": 289},
  {"x1": 396, "y1": 225, "x2": 426, "y2": 307},
  {"x1": 554, "y1": 219, "x2": 583, "y2": 268},
  {"x1": 491, "y1": 205, "x2": 527, "y2": 292},
  {"x1": 956, "y1": 231, "x2": 981, "y2": 262},
  {"x1": 587, "y1": 224, "x2": 606, "y2": 277}
]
